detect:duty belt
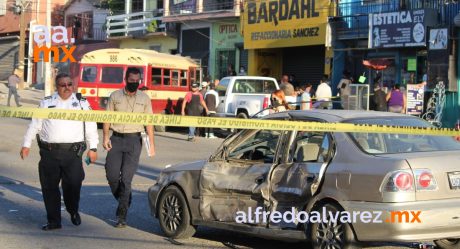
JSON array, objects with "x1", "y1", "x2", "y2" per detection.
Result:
[
  {"x1": 38, "y1": 141, "x2": 84, "y2": 151},
  {"x1": 112, "y1": 131, "x2": 141, "y2": 138}
]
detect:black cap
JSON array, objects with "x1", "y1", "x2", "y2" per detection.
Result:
[{"x1": 191, "y1": 82, "x2": 199, "y2": 88}]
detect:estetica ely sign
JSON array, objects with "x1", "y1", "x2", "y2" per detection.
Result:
[
  {"x1": 32, "y1": 25, "x2": 76, "y2": 63},
  {"x1": 243, "y1": 0, "x2": 329, "y2": 49},
  {"x1": 368, "y1": 9, "x2": 437, "y2": 48}
]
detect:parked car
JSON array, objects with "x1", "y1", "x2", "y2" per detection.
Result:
[
  {"x1": 215, "y1": 76, "x2": 279, "y2": 118},
  {"x1": 148, "y1": 110, "x2": 460, "y2": 249}
]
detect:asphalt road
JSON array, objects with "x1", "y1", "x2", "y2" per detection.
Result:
[{"x1": 0, "y1": 117, "x2": 416, "y2": 249}]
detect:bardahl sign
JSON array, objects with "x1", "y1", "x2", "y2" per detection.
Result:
[
  {"x1": 243, "y1": 0, "x2": 328, "y2": 49},
  {"x1": 368, "y1": 9, "x2": 437, "y2": 49}
]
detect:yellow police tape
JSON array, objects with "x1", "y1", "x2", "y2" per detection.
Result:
[{"x1": 1, "y1": 106, "x2": 459, "y2": 136}]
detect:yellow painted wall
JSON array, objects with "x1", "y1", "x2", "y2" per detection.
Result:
[
  {"x1": 119, "y1": 36, "x2": 177, "y2": 54},
  {"x1": 248, "y1": 48, "x2": 283, "y2": 80}
]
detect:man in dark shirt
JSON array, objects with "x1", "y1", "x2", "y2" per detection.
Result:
[{"x1": 371, "y1": 85, "x2": 387, "y2": 111}]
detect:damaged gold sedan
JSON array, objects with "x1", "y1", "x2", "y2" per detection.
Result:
[{"x1": 148, "y1": 110, "x2": 460, "y2": 249}]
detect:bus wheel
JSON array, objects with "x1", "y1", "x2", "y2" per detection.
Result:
[{"x1": 155, "y1": 125, "x2": 166, "y2": 132}]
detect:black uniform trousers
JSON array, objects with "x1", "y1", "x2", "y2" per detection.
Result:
[
  {"x1": 105, "y1": 134, "x2": 142, "y2": 210},
  {"x1": 38, "y1": 147, "x2": 85, "y2": 225}
]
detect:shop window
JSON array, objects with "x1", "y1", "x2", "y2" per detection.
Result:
[
  {"x1": 217, "y1": 49, "x2": 236, "y2": 79},
  {"x1": 152, "y1": 68, "x2": 162, "y2": 85}
]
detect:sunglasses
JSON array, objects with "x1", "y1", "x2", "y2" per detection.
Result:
[{"x1": 57, "y1": 83, "x2": 73, "y2": 88}]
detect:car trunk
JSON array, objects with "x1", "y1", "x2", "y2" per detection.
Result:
[{"x1": 376, "y1": 151, "x2": 460, "y2": 201}]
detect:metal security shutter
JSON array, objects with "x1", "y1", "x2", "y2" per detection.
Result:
[
  {"x1": 282, "y1": 45, "x2": 325, "y2": 87},
  {"x1": 181, "y1": 28, "x2": 210, "y2": 76},
  {"x1": 0, "y1": 38, "x2": 19, "y2": 80}
]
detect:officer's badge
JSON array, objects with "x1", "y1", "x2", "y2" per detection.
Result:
[{"x1": 72, "y1": 102, "x2": 79, "y2": 107}]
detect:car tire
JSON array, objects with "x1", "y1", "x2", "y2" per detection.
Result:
[
  {"x1": 236, "y1": 112, "x2": 248, "y2": 119},
  {"x1": 158, "y1": 186, "x2": 196, "y2": 239},
  {"x1": 310, "y1": 203, "x2": 359, "y2": 249},
  {"x1": 434, "y1": 239, "x2": 460, "y2": 249}
]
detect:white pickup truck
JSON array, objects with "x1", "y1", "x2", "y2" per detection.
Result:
[{"x1": 215, "y1": 76, "x2": 280, "y2": 118}]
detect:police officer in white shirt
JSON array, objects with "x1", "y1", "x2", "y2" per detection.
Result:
[{"x1": 20, "y1": 73, "x2": 99, "y2": 231}]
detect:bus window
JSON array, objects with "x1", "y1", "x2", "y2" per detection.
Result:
[
  {"x1": 101, "y1": 67, "x2": 124, "y2": 84},
  {"x1": 181, "y1": 71, "x2": 187, "y2": 87},
  {"x1": 152, "y1": 68, "x2": 161, "y2": 85},
  {"x1": 81, "y1": 66, "x2": 97, "y2": 83},
  {"x1": 164, "y1": 69, "x2": 171, "y2": 86},
  {"x1": 171, "y1": 70, "x2": 179, "y2": 86},
  {"x1": 190, "y1": 70, "x2": 196, "y2": 83}
]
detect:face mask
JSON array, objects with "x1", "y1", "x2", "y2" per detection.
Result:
[{"x1": 126, "y1": 82, "x2": 139, "y2": 93}]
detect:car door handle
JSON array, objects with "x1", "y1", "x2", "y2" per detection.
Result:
[{"x1": 255, "y1": 176, "x2": 265, "y2": 184}]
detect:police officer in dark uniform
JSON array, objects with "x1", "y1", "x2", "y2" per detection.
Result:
[
  {"x1": 103, "y1": 67, "x2": 155, "y2": 228},
  {"x1": 20, "y1": 73, "x2": 99, "y2": 230}
]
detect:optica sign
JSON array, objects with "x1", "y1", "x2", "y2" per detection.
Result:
[{"x1": 243, "y1": 0, "x2": 329, "y2": 49}]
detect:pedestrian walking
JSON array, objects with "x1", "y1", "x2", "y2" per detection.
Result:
[
  {"x1": 279, "y1": 74, "x2": 295, "y2": 97},
  {"x1": 337, "y1": 71, "x2": 352, "y2": 109},
  {"x1": 386, "y1": 84, "x2": 406, "y2": 113},
  {"x1": 370, "y1": 85, "x2": 387, "y2": 111},
  {"x1": 20, "y1": 73, "x2": 99, "y2": 230},
  {"x1": 204, "y1": 83, "x2": 219, "y2": 138},
  {"x1": 102, "y1": 67, "x2": 155, "y2": 228},
  {"x1": 7, "y1": 70, "x2": 22, "y2": 107},
  {"x1": 314, "y1": 75, "x2": 332, "y2": 109},
  {"x1": 300, "y1": 83, "x2": 312, "y2": 110},
  {"x1": 181, "y1": 82, "x2": 208, "y2": 141}
]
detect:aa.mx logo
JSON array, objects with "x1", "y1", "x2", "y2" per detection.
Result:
[{"x1": 32, "y1": 25, "x2": 76, "y2": 63}]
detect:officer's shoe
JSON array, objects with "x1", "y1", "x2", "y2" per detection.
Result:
[
  {"x1": 115, "y1": 207, "x2": 127, "y2": 228},
  {"x1": 70, "y1": 212, "x2": 81, "y2": 226},
  {"x1": 42, "y1": 223, "x2": 62, "y2": 231}
]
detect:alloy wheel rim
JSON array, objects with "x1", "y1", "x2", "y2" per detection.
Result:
[
  {"x1": 316, "y1": 216, "x2": 345, "y2": 249},
  {"x1": 161, "y1": 194, "x2": 183, "y2": 232}
]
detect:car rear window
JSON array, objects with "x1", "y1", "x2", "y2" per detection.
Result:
[
  {"x1": 232, "y1": 79, "x2": 276, "y2": 94},
  {"x1": 345, "y1": 117, "x2": 460, "y2": 154}
]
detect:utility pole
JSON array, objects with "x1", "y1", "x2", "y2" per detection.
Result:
[
  {"x1": 14, "y1": 0, "x2": 31, "y2": 89},
  {"x1": 44, "y1": 0, "x2": 52, "y2": 96}
]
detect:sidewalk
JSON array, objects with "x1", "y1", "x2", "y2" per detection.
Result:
[{"x1": 0, "y1": 81, "x2": 44, "y2": 107}]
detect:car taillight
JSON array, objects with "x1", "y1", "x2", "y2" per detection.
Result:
[
  {"x1": 382, "y1": 171, "x2": 414, "y2": 192},
  {"x1": 414, "y1": 169, "x2": 437, "y2": 191},
  {"x1": 395, "y1": 172, "x2": 413, "y2": 191},
  {"x1": 90, "y1": 89, "x2": 96, "y2": 95},
  {"x1": 81, "y1": 89, "x2": 87, "y2": 94},
  {"x1": 263, "y1": 96, "x2": 269, "y2": 109}
]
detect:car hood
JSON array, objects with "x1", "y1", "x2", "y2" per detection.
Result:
[{"x1": 162, "y1": 160, "x2": 207, "y2": 173}]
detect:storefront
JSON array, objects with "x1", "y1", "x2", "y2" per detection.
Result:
[
  {"x1": 210, "y1": 20, "x2": 245, "y2": 80},
  {"x1": 364, "y1": 9, "x2": 438, "y2": 90},
  {"x1": 243, "y1": 0, "x2": 332, "y2": 86},
  {"x1": 179, "y1": 22, "x2": 212, "y2": 78}
]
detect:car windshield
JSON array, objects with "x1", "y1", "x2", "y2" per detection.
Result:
[{"x1": 345, "y1": 117, "x2": 460, "y2": 154}]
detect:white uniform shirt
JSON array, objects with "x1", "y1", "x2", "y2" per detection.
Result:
[
  {"x1": 23, "y1": 92, "x2": 99, "y2": 149},
  {"x1": 315, "y1": 82, "x2": 332, "y2": 101}
]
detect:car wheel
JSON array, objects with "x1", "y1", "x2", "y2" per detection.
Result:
[
  {"x1": 158, "y1": 186, "x2": 196, "y2": 239},
  {"x1": 434, "y1": 239, "x2": 460, "y2": 249},
  {"x1": 311, "y1": 203, "x2": 358, "y2": 249},
  {"x1": 237, "y1": 112, "x2": 248, "y2": 119}
]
